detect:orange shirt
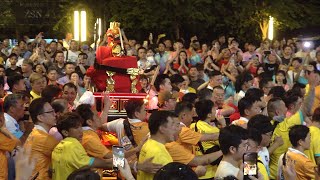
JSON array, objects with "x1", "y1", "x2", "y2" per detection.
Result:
[
  {"x1": 287, "y1": 148, "x2": 316, "y2": 180},
  {"x1": 0, "y1": 133, "x2": 18, "y2": 180},
  {"x1": 82, "y1": 128, "x2": 110, "y2": 159},
  {"x1": 165, "y1": 126, "x2": 201, "y2": 165},
  {"x1": 23, "y1": 128, "x2": 59, "y2": 180}
]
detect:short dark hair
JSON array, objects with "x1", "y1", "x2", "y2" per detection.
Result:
[
  {"x1": 76, "y1": 104, "x2": 94, "y2": 126},
  {"x1": 47, "y1": 66, "x2": 58, "y2": 74},
  {"x1": 248, "y1": 114, "x2": 273, "y2": 134},
  {"x1": 292, "y1": 57, "x2": 302, "y2": 64},
  {"x1": 219, "y1": 125, "x2": 248, "y2": 155},
  {"x1": 125, "y1": 99, "x2": 145, "y2": 119},
  {"x1": 181, "y1": 93, "x2": 197, "y2": 104},
  {"x1": 148, "y1": 110, "x2": 176, "y2": 135},
  {"x1": 195, "y1": 100, "x2": 214, "y2": 120},
  {"x1": 248, "y1": 128, "x2": 262, "y2": 146},
  {"x1": 65, "y1": 62, "x2": 76, "y2": 68},
  {"x1": 259, "y1": 77, "x2": 273, "y2": 90},
  {"x1": 56, "y1": 112, "x2": 84, "y2": 138},
  {"x1": 78, "y1": 52, "x2": 88, "y2": 59},
  {"x1": 53, "y1": 50, "x2": 64, "y2": 59},
  {"x1": 0, "y1": 76, "x2": 4, "y2": 88},
  {"x1": 268, "y1": 86, "x2": 286, "y2": 98},
  {"x1": 238, "y1": 97, "x2": 259, "y2": 117},
  {"x1": 67, "y1": 169, "x2": 100, "y2": 180},
  {"x1": 245, "y1": 88, "x2": 264, "y2": 99},
  {"x1": 175, "y1": 101, "x2": 193, "y2": 116},
  {"x1": 7, "y1": 73, "x2": 24, "y2": 91},
  {"x1": 197, "y1": 88, "x2": 213, "y2": 101},
  {"x1": 154, "y1": 74, "x2": 169, "y2": 92},
  {"x1": 283, "y1": 90, "x2": 301, "y2": 108},
  {"x1": 51, "y1": 99, "x2": 68, "y2": 114},
  {"x1": 29, "y1": 98, "x2": 48, "y2": 124},
  {"x1": 42, "y1": 85, "x2": 62, "y2": 102},
  {"x1": 137, "y1": 47, "x2": 146, "y2": 53},
  {"x1": 8, "y1": 53, "x2": 18, "y2": 59},
  {"x1": 170, "y1": 74, "x2": 184, "y2": 85},
  {"x1": 154, "y1": 162, "x2": 198, "y2": 180},
  {"x1": 235, "y1": 72, "x2": 253, "y2": 93},
  {"x1": 3, "y1": 94, "x2": 24, "y2": 113},
  {"x1": 208, "y1": 70, "x2": 221, "y2": 79},
  {"x1": 289, "y1": 125, "x2": 309, "y2": 147},
  {"x1": 63, "y1": 82, "x2": 77, "y2": 92},
  {"x1": 312, "y1": 107, "x2": 320, "y2": 123}
]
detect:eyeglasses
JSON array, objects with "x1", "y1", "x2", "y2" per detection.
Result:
[{"x1": 40, "y1": 110, "x2": 55, "y2": 115}]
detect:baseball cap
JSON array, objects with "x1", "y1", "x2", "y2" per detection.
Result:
[{"x1": 158, "y1": 91, "x2": 179, "y2": 107}]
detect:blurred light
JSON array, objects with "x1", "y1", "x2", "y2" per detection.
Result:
[
  {"x1": 80, "y1": 11, "x2": 87, "y2": 42},
  {"x1": 74, "y1": 11, "x2": 80, "y2": 41},
  {"x1": 268, "y1": 16, "x2": 274, "y2": 41},
  {"x1": 98, "y1": 18, "x2": 102, "y2": 40},
  {"x1": 303, "y1": 41, "x2": 312, "y2": 48}
]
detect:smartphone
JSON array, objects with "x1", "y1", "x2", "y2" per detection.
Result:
[
  {"x1": 112, "y1": 146, "x2": 125, "y2": 170},
  {"x1": 264, "y1": 50, "x2": 271, "y2": 55},
  {"x1": 243, "y1": 152, "x2": 258, "y2": 179}
]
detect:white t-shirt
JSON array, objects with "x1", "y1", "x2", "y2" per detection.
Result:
[
  {"x1": 258, "y1": 147, "x2": 270, "y2": 173},
  {"x1": 215, "y1": 160, "x2": 240, "y2": 178},
  {"x1": 64, "y1": 50, "x2": 79, "y2": 63},
  {"x1": 5, "y1": 57, "x2": 24, "y2": 68},
  {"x1": 106, "y1": 118, "x2": 144, "y2": 150}
]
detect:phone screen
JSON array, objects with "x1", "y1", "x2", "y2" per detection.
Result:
[
  {"x1": 112, "y1": 146, "x2": 125, "y2": 170},
  {"x1": 243, "y1": 152, "x2": 258, "y2": 178},
  {"x1": 264, "y1": 50, "x2": 271, "y2": 55}
]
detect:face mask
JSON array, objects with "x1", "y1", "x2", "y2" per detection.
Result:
[{"x1": 273, "y1": 115, "x2": 285, "y2": 123}]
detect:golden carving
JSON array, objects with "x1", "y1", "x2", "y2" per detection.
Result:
[
  {"x1": 127, "y1": 68, "x2": 140, "y2": 93},
  {"x1": 106, "y1": 71, "x2": 116, "y2": 92}
]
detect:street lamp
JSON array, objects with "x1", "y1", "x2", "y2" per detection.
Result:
[
  {"x1": 74, "y1": 11, "x2": 80, "y2": 41},
  {"x1": 74, "y1": 10, "x2": 87, "y2": 42},
  {"x1": 268, "y1": 16, "x2": 274, "y2": 41}
]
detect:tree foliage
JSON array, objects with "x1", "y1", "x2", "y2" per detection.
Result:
[{"x1": 1, "y1": 0, "x2": 319, "y2": 42}]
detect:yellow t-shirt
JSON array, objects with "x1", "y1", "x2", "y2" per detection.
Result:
[
  {"x1": 0, "y1": 133, "x2": 18, "y2": 180},
  {"x1": 82, "y1": 129, "x2": 110, "y2": 159},
  {"x1": 137, "y1": 139, "x2": 173, "y2": 180},
  {"x1": 312, "y1": 85, "x2": 320, "y2": 113},
  {"x1": 258, "y1": 157, "x2": 269, "y2": 180},
  {"x1": 24, "y1": 128, "x2": 59, "y2": 180},
  {"x1": 52, "y1": 137, "x2": 95, "y2": 180},
  {"x1": 269, "y1": 110, "x2": 304, "y2": 179},
  {"x1": 190, "y1": 120, "x2": 220, "y2": 179},
  {"x1": 30, "y1": 91, "x2": 41, "y2": 100},
  {"x1": 306, "y1": 126, "x2": 320, "y2": 164}
]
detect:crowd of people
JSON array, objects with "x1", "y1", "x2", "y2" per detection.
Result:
[{"x1": 0, "y1": 31, "x2": 320, "y2": 180}]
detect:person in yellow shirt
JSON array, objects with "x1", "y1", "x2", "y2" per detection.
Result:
[
  {"x1": 247, "y1": 128, "x2": 269, "y2": 180},
  {"x1": 52, "y1": 112, "x2": 117, "y2": 180},
  {"x1": 0, "y1": 104, "x2": 20, "y2": 180},
  {"x1": 29, "y1": 73, "x2": 46, "y2": 100},
  {"x1": 215, "y1": 125, "x2": 249, "y2": 178},
  {"x1": 306, "y1": 107, "x2": 320, "y2": 165},
  {"x1": 75, "y1": 104, "x2": 112, "y2": 159},
  {"x1": 268, "y1": 70, "x2": 319, "y2": 179},
  {"x1": 23, "y1": 98, "x2": 59, "y2": 180},
  {"x1": 137, "y1": 111, "x2": 180, "y2": 180},
  {"x1": 165, "y1": 102, "x2": 222, "y2": 177},
  {"x1": 285, "y1": 125, "x2": 316, "y2": 179},
  {"x1": 247, "y1": 114, "x2": 283, "y2": 178},
  {"x1": 189, "y1": 100, "x2": 226, "y2": 179}
]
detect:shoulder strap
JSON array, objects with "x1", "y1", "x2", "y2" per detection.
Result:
[
  {"x1": 195, "y1": 122, "x2": 206, "y2": 154},
  {"x1": 123, "y1": 119, "x2": 137, "y2": 147}
]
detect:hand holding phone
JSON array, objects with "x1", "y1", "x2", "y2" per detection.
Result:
[
  {"x1": 112, "y1": 146, "x2": 125, "y2": 170},
  {"x1": 243, "y1": 152, "x2": 258, "y2": 179}
]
